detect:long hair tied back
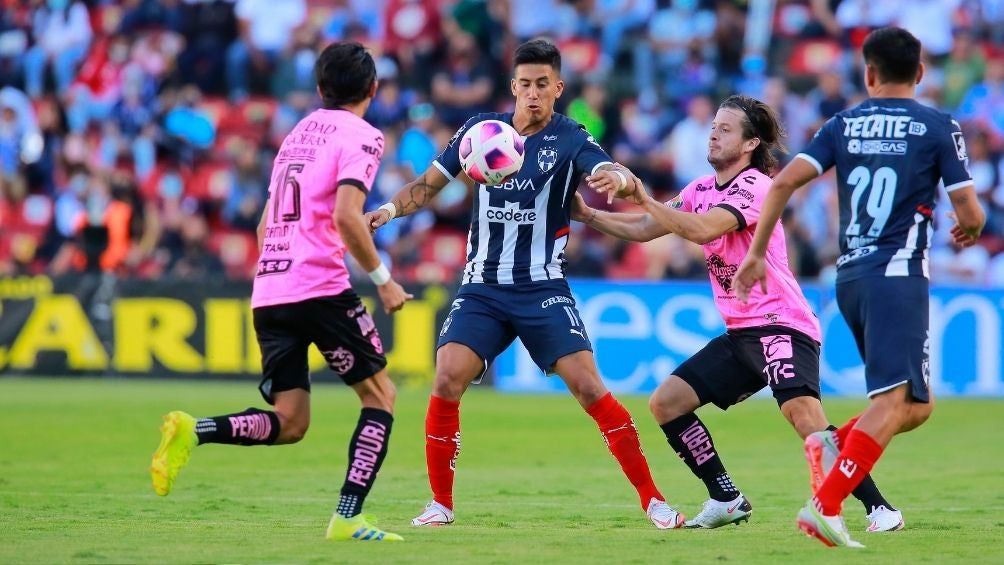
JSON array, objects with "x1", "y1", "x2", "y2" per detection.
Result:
[{"x1": 720, "y1": 94, "x2": 788, "y2": 175}]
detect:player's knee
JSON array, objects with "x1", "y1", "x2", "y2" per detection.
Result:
[
  {"x1": 274, "y1": 411, "x2": 310, "y2": 444},
  {"x1": 912, "y1": 400, "x2": 934, "y2": 427},
  {"x1": 648, "y1": 376, "x2": 699, "y2": 423},
  {"x1": 648, "y1": 391, "x2": 684, "y2": 422},
  {"x1": 432, "y1": 369, "x2": 468, "y2": 400},
  {"x1": 779, "y1": 397, "x2": 827, "y2": 439},
  {"x1": 563, "y1": 375, "x2": 606, "y2": 407},
  {"x1": 281, "y1": 421, "x2": 310, "y2": 444}
]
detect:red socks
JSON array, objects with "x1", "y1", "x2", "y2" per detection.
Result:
[
  {"x1": 425, "y1": 392, "x2": 664, "y2": 512},
  {"x1": 834, "y1": 415, "x2": 860, "y2": 448},
  {"x1": 815, "y1": 428, "x2": 884, "y2": 515},
  {"x1": 586, "y1": 392, "x2": 663, "y2": 509},
  {"x1": 425, "y1": 395, "x2": 461, "y2": 510}
]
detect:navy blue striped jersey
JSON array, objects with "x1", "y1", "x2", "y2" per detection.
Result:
[
  {"x1": 434, "y1": 112, "x2": 612, "y2": 285},
  {"x1": 798, "y1": 98, "x2": 973, "y2": 283}
]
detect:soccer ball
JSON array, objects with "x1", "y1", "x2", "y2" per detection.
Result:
[{"x1": 458, "y1": 120, "x2": 525, "y2": 186}]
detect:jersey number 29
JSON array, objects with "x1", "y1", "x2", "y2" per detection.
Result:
[{"x1": 845, "y1": 166, "x2": 898, "y2": 238}]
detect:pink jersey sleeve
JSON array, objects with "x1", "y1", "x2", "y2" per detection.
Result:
[
  {"x1": 668, "y1": 177, "x2": 703, "y2": 212},
  {"x1": 337, "y1": 132, "x2": 383, "y2": 192},
  {"x1": 715, "y1": 172, "x2": 763, "y2": 232}
]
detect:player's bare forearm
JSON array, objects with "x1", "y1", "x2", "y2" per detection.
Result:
[
  {"x1": 391, "y1": 169, "x2": 449, "y2": 218},
  {"x1": 588, "y1": 209, "x2": 667, "y2": 242},
  {"x1": 640, "y1": 198, "x2": 735, "y2": 245},
  {"x1": 338, "y1": 212, "x2": 383, "y2": 272},
  {"x1": 948, "y1": 186, "x2": 986, "y2": 239}
]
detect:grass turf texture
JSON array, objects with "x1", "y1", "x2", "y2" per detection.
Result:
[{"x1": 1, "y1": 378, "x2": 1002, "y2": 564}]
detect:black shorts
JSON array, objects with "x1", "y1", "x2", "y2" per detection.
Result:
[
  {"x1": 673, "y1": 325, "x2": 820, "y2": 411},
  {"x1": 252, "y1": 291, "x2": 387, "y2": 404},
  {"x1": 836, "y1": 276, "x2": 930, "y2": 403}
]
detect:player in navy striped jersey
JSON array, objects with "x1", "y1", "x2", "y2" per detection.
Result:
[
  {"x1": 735, "y1": 27, "x2": 985, "y2": 547},
  {"x1": 367, "y1": 39, "x2": 684, "y2": 530}
]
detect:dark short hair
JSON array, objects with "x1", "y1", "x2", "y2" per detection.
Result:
[
  {"x1": 720, "y1": 94, "x2": 788, "y2": 175},
  {"x1": 314, "y1": 42, "x2": 376, "y2": 108},
  {"x1": 513, "y1": 39, "x2": 561, "y2": 72},
  {"x1": 862, "y1": 27, "x2": 922, "y2": 85}
]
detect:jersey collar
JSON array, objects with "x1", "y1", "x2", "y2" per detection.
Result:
[{"x1": 715, "y1": 165, "x2": 758, "y2": 191}]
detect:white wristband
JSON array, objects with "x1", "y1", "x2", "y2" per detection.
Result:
[
  {"x1": 378, "y1": 202, "x2": 397, "y2": 220},
  {"x1": 368, "y1": 263, "x2": 391, "y2": 286},
  {"x1": 612, "y1": 170, "x2": 628, "y2": 191}
]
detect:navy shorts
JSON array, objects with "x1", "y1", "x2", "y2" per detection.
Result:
[
  {"x1": 836, "y1": 276, "x2": 930, "y2": 402},
  {"x1": 437, "y1": 280, "x2": 592, "y2": 374},
  {"x1": 252, "y1": 291, "x2": 387, "y2": 404},
  {"x1": 673, "y1": 325, "x2": 821, "y2": 411}
]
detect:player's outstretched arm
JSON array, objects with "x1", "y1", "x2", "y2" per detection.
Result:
[
  {"x1": 335, "y1": 183, "x2": 414, "y2": 314},
  {"x1": 947, "y1": 186, "x2": 985, "y2": 248},
  {"x1": 611, "y1": 170, "x2": 738, "y2": 245},
  {"x1": 365, "y1": 165, "x2": 451, "y2": 232},
  {"x1": 572, "y1": 192, "x2": 668, "y2": 242},
  {"x1": 734, "y1": 157, "x2": 818, "y2": 302}
]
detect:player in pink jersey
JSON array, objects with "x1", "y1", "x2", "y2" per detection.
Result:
[
  {"x1": 576, "y1": 94, "x2": 899, "y2": 531},
  {"x1": 149, "y1": 42, "x2": 412, "y2": 542}
]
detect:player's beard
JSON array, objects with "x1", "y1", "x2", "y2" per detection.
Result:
[{"x1": 707, "y1": 145, "x2": 742, "y2": 172}]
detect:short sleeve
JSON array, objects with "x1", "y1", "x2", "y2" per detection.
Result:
[
  {"x1": 797, "y1": 116, "x2": 839, "y2": 175},
  {"x1": 573, "y1": 131, "x2": 614, "y2": 177},
  {"x1": 714, "y1": 172, "x2": 765, "y2": 232},
  {"x1": 337, "y1": 130, "x2": 383, "y2": 193},
  {"x1": 668, "y1": 178, "x2": 701, "y2": 213},
  {"x1": 433, "y1": 115, "x2": 484, "y2": 180},
  {"x1": 939, "y1": 118, "x2": 975, "y2": 192}
]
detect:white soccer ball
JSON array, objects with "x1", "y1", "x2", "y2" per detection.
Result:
[{"x1": 458, "y1": 119, "x2": 525, "y2": 186}]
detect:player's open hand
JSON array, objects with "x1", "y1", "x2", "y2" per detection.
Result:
[
  {"x1": 948, "y1": 211, "x2": 979, "y2": 248},
  {"x1": 586, "y1": 166, "x2": 632, "y2": 205},
  {"x1": 365, "y1": 209, "x2": 392, "y2": 233},
  {"x1": 376, "y1": 279, "x2": 414, "y2": 314},
  {"x1": 733, "y1": 254, "x2": 768, "y2": 303},
  {"x1": 570, "y1": 192, "x2": 593, "y2": 223}
]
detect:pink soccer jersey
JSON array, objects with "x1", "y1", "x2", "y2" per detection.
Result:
[
  {"x1": 671, "y1": 167, "x2": 821, "y2": 341},
  {"x1": 251, "y1": 108, "x2": 383, "y2": 309}
]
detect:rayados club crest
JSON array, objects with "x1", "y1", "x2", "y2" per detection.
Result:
[{"x1": 537, "y1": 147, "x2": 557, "y2": 173}]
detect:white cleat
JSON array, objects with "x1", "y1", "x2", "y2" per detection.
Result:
[
  {"x1": 684, "y1": 494, "x2": 753, "y2": 529},
  {"x1": 411, "y1": 501, "x2": 455, "y2": 526},
  {"x1": 797, "y1": 499, "x2": 865, "y2": 548},
  {"x1": 646, "y1": 498, "x2": 685, "y2": 529},
  {"x1": 866, "y1": 505, "x2": 904, "y2": 532},
  {"x1": 807, "y1": 431, "x2": 907, "y2": 532}
]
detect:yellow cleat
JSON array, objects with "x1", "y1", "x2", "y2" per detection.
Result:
[
  {"x1": 150, "y1": 411, "x2": 197, "y2": 496},
  {"x1": 326, "y1": 514, "x2": 404, "y2": 541}
]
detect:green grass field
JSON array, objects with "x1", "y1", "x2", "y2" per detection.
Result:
[{"x1": 2, "y1": 378, "x2": 1003, "y2": 564}]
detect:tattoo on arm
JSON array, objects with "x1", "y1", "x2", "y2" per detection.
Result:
[{"x1": 393, "y1": 173, "x2": 444, "y2": 216}]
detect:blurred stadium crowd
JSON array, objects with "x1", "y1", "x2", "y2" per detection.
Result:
[{"x1": 1, "y1": 0, "x2": 1003, "y2": 285}]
